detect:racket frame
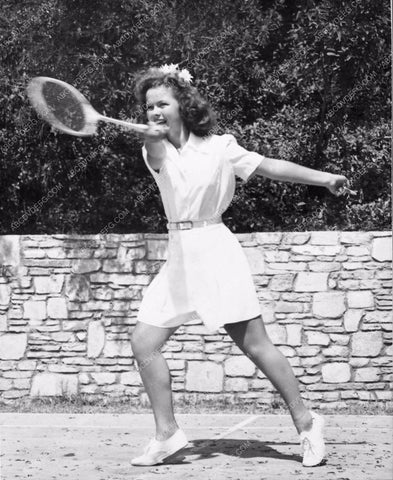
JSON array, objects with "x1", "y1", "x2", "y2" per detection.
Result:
[{"x1": 26, "y1": 76, "x2": 148, "y2": 136}]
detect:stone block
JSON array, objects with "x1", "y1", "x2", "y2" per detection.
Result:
[
  {"x1": 312, "y1": 292, "x2": 345, "y2": 318},
  {"x1": 347, "y1": 291, "x2": 374, "y2": 309},
  {"x1": 309, "y1": 262, "x2": 340, "y2": 272},
  {"x1": 305, "y1": 331, "x2": 330, "y2": 346},
  {"x1": 265, "y1": 324, "x2": 287, "y2": 344},
  {"x1": 186, "y1": 361, "x2": 223, "y2": 392},
  {"x1": 34, "y1": 275, "x2": 64, "y2": 294},
  {"x1": 30, "y1": 373, "x2": 78, "y2": 396},
  {"x1": 292, "y1": 245, "x2": 341, "y2": 256},
  {"x1": 353, "y1": 368, "x2": 380, "y2": 382},
  {"x1": 146, "y1": 240, "x2": 168, "y2": 260},
  {"x1": 103, "y1": 340, "x2": 132, "y2": 358},
  {"x1": 282, "y1": 232, "x2": 310, "y2": 245},
  {"x1": 23, "y1": 300, "x2": 46, "y2": 321},
  {"x1": 134, "y1": 261, "x2": 162, "y2": 274},
  {"x1": 0, "y1": 314, "x2": 7, "y2": 331},
  {"x1": 224, "y1": 356, "x2": 256, "y2": 376},
  {"x1": 349, "y1": 357, "x2": 369, "y2": 367},
  {"x1": 255, "y1": 233, "x2": 282, "y2": 244},
  {"x1": 260, "y1": 303, "x2": 276, "y2": 324},
  {"x1": 118, "y1": 245, "x2": 146, "y2": 261},
  {"x1": 344, "y1": 310, "x2": 363, "y2": 332},
  {"x1": 297, "y1": 346, "x2": 321, "y2": 357},
  {"x1": 264, "y1": 251, "x2": 290, "y2": 262},
  {"x1": 364, "y1": 310, "x2": 392, "y2": 324},
  {"x1": 91, "y1": 372, "x2": 116, "y2": 385},
  {"x1": 275, "y1": 302, "x2": 303, "y2": 313},
  {"x1": 48, "y1": 364, "x2": 79, "y2": 373},
  {"x1": 65, "y1": 275, "x2": 92, "y2": 302},
  {"x1": 120, "y1": 371, "x2": 142, "y2": 386},
  {"x1": 0, "y1": 378, "x2": 13, "y2": 390},
  {"x1": 286, "y1": 324, "x2": 302, "y2": 346},
  {"x1": 46, "y1": 248, "x2": 67, "y2": 259},
  {"x1": 0, "y1": 284, "x2": 11, "y2": 305},
  {"x1": 269, "y1": 274, "x2": 294, "y2": 291},
  {"x1": 47, "y1": 298, "x2": 68, "y2": 319},
  {"x1": 294, "y1": 273, "x2": 328, "y2": 292},
  {"x1": 371, "y1": 237, "x2": 392, "y2": 262},
  {"x1": 71, "y1": 259, "x2": 101, "y2": 274},
  {"x1": 330, "y1": 334, "x2": 350, "y2": 345},
  {"x1": 51, "y1": 332, "x2": 73, "y2": 342},
  {"x1": 346, "y1": 246, "x2": 369, "y2": 256},
  {"x1": 167, "y1": 359, "x2": 186, "y2": 370},
  {"x1": 266, "y1": 262, "x2": 307, "y2": 272},
  {"x1": 341, "y1": 232, "x2": 371, "y2": 244},
  {"x1": 0, "y1": 334, "x2": 27, "y2": 360},
  {"x1": 321, "y1": 363, "x2": 351, "y2": 383},
  {"x1": 323, "y1": 346, "x2": 349, "y2": 357},
  {"x1": 23, "y1": 248, "x2": 46, "y2": 258},
  {"x1": 310, "y1": 232, "x2": 339, "y2": 245},
  {"x1": 90, "y1": 273, "x2": 150, "y2": 285},
  {"x1": 225, "y1": 377, "x2": 249, "y2": 392},
  {"x1": 352, "y1": 331, "x2": 383, "y2": 357},
  {"x1": 18, "y1": 360, "x2": 37, "y2": 370}
]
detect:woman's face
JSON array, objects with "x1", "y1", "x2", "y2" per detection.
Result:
[{"x1": 145, "y1": 85, "x2": 183, "y2": 134}]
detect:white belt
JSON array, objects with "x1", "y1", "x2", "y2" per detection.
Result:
[{"x1": 166, "y1": 217, "x2": 222, "y2": 230}]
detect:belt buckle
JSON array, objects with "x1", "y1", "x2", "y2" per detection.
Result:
[{"x1": 178, "y1": 221, "x2": 193, "y2": 230}]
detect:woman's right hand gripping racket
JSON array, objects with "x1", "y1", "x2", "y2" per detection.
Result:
[{"x1": 26, "y1": 76, "x2": 149, "y2": 137}]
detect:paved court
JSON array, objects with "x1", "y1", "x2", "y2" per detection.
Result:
[{"x1": 0, "y1": 413, "x2": 391, "y2": 480}]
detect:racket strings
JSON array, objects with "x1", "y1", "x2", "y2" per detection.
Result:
[{"x1": 42, "y1": 81, "x2": 86, "y2": 132}]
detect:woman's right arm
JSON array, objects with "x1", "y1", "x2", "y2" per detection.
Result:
[
  {"x1": 145, "y1": 140, "x2": 166, "y2": 170},
  {"x1": 142, "y1": 123, "x2": 169, "y2": 171}
]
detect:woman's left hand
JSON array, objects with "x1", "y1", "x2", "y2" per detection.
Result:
[{"x1": 326, "y1": 174, "x2": 353, "y2": 196}]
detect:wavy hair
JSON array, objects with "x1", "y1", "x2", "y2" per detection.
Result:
[{"x1": 134, "y1": 67, "x2": 216, "y2": 137}]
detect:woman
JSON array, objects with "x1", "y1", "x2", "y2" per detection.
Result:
[{"x1": 130, "y1": 63, "x2": 348, "y2": 467}]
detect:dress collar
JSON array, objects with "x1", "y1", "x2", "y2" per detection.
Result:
[{"x1": 165, "y1": 132, "x2": 212, "y2": 155}]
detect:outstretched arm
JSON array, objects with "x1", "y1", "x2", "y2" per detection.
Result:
[{"x1": 255, "y1": 157, "x2": 348, "y2": 195}]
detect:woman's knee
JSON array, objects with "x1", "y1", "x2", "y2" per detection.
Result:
[
  {"x1": 130, "y1": 322, "x2": 173, "y2": 361},
  {"x1": 130, "y1": 333, "x2": 154, "y2": 361}
]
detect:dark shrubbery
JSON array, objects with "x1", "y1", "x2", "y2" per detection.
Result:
[{"x1": 0, "y1": 0, "x2": 390, "y2": 233}]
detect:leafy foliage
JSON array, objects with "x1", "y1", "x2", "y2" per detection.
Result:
[{"x1": 0, "y1": 0, "x2": 390, "y2": 233}]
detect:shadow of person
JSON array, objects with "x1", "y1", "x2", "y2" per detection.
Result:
[{"x1": 161, "y1": 437, "x2": 305, "y2": 465}]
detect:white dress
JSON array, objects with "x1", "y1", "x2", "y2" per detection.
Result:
[{"x1": 136, "y1": 132, "x2": 266, "y2": 333}]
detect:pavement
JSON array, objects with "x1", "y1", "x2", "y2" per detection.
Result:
[{"x1": 0, "y1": 413, "x2": 392, "y2": 480}]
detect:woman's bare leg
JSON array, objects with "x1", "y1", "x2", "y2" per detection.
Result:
[
  {"x1": 131, "y1": 321, "x2": 180, "y2": 440},
  {"x1": 224, "y1": 316, "x2": 313, "y2": 434}
]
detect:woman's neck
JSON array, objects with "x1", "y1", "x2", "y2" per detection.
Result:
[{"x1": 168, "y1": 125, "x2": 190, "y2": 150}]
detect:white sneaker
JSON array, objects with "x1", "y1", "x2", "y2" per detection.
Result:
[
  {"x1": 131, "y1": 428, "x2": 188, "y2": 466},
  {"x1": 299, "y1": 411, "x2": 326, "y2": 467}
]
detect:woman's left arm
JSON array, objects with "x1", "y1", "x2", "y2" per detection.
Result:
[{"x1": 255, "y1": 157, "x2": 348, "y2": 195}]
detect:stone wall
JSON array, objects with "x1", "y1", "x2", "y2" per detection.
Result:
[{"x1": 0, "y1": 231, "x2": 391, "y2": 407}]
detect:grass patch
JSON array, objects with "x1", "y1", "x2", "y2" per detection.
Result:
[{"x1": 0, "y1": 395, "x2": 392, "y2": 415}]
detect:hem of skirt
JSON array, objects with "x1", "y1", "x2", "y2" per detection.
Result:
[
  {"x1": 136, "y1": 310, "x2": 198, "y2": 329},
  {"x1": 218, "y1": 310, "x2": 262, "y2": 328}
]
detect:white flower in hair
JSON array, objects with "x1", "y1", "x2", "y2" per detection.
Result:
[
  {"x1": 178, "y1": 68, "x2": 193, "y2": 84},
  {"x1": 159, "y1": 63, "x2": 179, "y2": 74}
]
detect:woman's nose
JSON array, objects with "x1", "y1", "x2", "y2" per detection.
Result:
[{"x1": 152, "y1": 106, "x2": 161, "y2": 117}]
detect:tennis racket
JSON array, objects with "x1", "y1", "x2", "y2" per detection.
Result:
[{"x1": 26, "y1": 76, "x2": 148, "y2": 137}]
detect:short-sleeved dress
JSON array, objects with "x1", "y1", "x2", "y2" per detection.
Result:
[{"x1": 136, "y1": 132, "x2": 266, "y2": 333}]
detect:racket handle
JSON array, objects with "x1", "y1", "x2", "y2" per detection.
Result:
[{"x1": 99, "y1": 115, "x2": 148, "y2": 133}]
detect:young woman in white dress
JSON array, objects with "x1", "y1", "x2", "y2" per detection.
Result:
[{"x1": 129, "y1": 64, "x2": 348, "y2": 468}]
